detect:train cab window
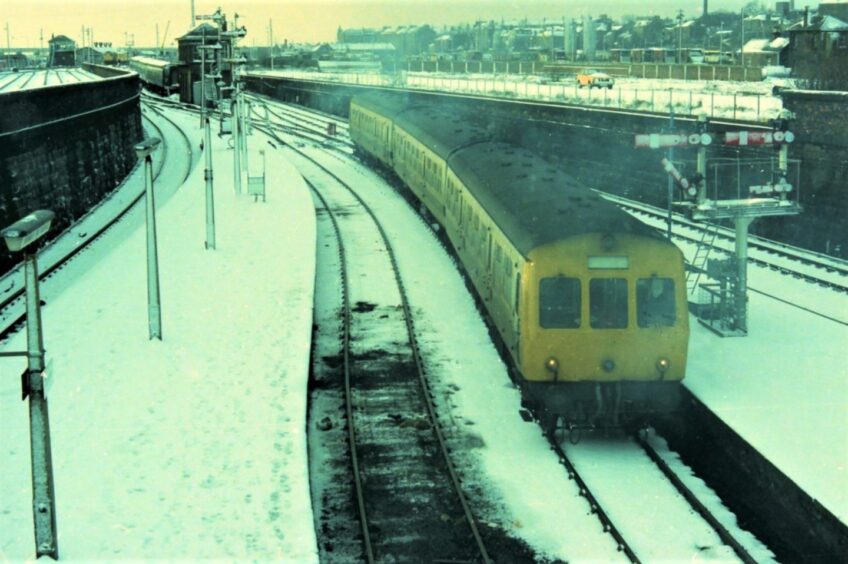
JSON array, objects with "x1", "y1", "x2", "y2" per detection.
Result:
[
  {"x1": 539, "y1": 277, "x2": 581, "y2": 328},
  {"x1": 590, "y1": 279, "x2": 628, "y2": 329},
  {"x1": 637, "y1": 277, "x2": 676, "y2": 327}
]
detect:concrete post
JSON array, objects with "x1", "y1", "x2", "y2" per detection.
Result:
[
  {"x1": 24, "y1": 252, "x2": 58, "y2": 559},
  {"x1": 204, "y1": 117, "x2": 216, "y2": 249},
  {"x1": 734, "y1": 216, "x2": 753, "y2": 332},
  {"x1": 697, "y1": 113, "x2": 708, "y2": 204},
  {"x1": 233, "y1": 86, "x2": 242, "y2": 194},
  {"x1": 143, "y1": 153, "x2": 162, "y2": 340}
]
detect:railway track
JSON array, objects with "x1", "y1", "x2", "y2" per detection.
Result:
[
  {"x1": 545, "y1": 426, "x2": 763, "y2": 563},
  {"x1": 257, "y1": 122, "x2": 493, "y2": 563},
  {"x1": 245, "y1": 93, "x2": 846, "y2": 299},
  {"x1": 248, "y1": 101, "x2": 352, "y2": 151},
  {"x1": 598, "y1": 190, "x2": 848, "y2": 291},
  {"x1": 0, "y1": 104, "x2": 193, "y2": 339},
  {"x1": 246, "y1": 92, "x2": 351, "y2": 140},
  {"x1": 258, "y1": 96, "x2": 771, "y2": 562}
]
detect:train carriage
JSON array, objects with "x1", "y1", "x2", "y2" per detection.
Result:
[
  {"x1": 350, "y1": 92, "x2": 689, "y2": 428},
  {"x1": 129, "y1": 56, "x2": 179, "y2": 95}
]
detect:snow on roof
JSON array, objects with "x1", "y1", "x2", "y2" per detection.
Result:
[
  {"x1": 177, "y1": 23, "x2": 219, "y2": 40},
  {"x1": 743, "y1": 38, "x2": 787, "y2": 52},
  {"x1": 49, "y1": 34, "x2": 75, "y2": 44},
  {"x1": 770, "y1": 36, "x2": 790, "y2": 49},
  {"x1": 131, "y1": 56, "x2": 171, "y2": 68},
  {"x1": 789, "y1": 14, "x2": 848, "y2": 31},
  {"x1": 821, "y1": 14, "x2": 848, "y2": 30}
]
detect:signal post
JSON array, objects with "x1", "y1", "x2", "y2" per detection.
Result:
[{"x1": 635, "y1": 111, "x2": 802, "y2": 336}]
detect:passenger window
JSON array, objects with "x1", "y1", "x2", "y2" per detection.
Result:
[
  {"x1": 590, "y1": 279, "x2": 628, "y2": 329},
  {"x1": 539, "y1": 277, "x2": 581, "y2": 328},
  {"x1": 637, "y1": 277, "x2": 676, "y2": 328}
]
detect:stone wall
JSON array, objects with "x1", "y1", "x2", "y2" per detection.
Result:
[
  {"x1": 0, "y1": 71, "x2": 142, "y2": 273},
  {"x1": 781, "y1": 90, "x2": 848, "y2": 256}
]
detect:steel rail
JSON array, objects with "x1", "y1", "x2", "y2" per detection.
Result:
[
  {"x1": 635, "y1": 432, "x2": 757, "y2": 564},
  {"x1": 305, "y1": 177, "x2": 374, "y2": 563},
  {"x1": 246, "y1": 92, "x2": 350, "y2": 136},
  {"x1": 0, "y1": 109, "x2": 189, "y2": 337},
  {"x1": 597, "y1": 190, "x2": 848, "y2": 284},
  {"x1": 258, "y1": 122, "x2": 492, "y2": 564},
  {"x1": 142, "y1": 100, "x2": 195, "y2": 185},
  {"x1": 550, "y1": 436, "x2": 640, "y2": 563},
  {"x1": 253, "y1": 104, "x2": 351, "y2": 149}
]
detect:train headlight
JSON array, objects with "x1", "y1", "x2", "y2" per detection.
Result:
[
  {"x1": 602, "y1": 359, "x2": 615, "y2": 373},
  {"x1": 545, "y1": 357, "x2": 559, "y2": 373},
  {"x1": 656, "y1": 358, "x2": 670, "y2": 373}
]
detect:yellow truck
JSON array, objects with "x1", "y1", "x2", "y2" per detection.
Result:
[{"x1": 576, "y1": 69, "x2": 615, "y2": 89}]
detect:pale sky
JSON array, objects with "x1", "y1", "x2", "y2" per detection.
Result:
[{"x1": 3, "y1": 0, "x2": 752, "y2": 49}]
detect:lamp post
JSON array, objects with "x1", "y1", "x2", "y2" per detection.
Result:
[
  {"x1": 232, "y1": 80, "x2": 242, "y2": 194},
  {"x1": 0, "y1": 209, "x2": 58, "y2": 559},
  {"x1": 135, "y1": 137, "x2": 163, "y2": 340},
  {"x1": 197, "y1": 43, "x2": 222, "y2": 129},
  {"x1": 204, "y1": 115, "x2": 216, "y2": 249}
]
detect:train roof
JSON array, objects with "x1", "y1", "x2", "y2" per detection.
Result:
[
  {"x1": 354, "y1": 92, "x2": 494, "y2": 158},
  {"x1": 130, "y1": 56, "x2": 171, "y2": 68},
  {"x1": 448, "y1": 142, "x2": 663, "y2": 254},
  {"x1": 353, "y1": 92, "x2": 664, "y2": 254}
]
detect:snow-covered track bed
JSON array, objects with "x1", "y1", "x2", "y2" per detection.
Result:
[
  {"x1": 552, "y1": 429, "x2": 769, "y2": 562},
  {"x1": 0, "y1": 106, "x2": 194, "y2": 339},
  {"x1": 249, "y1": 101, "x2": 352, "y2": 153},
  {"x1": 257, "y1": 125, "x2": 495, "y2": 562},
  {"x1": 247, "y1": 92, "x2": 350, "y2": 141}
]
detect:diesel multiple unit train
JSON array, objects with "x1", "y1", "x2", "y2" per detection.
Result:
[{"x1": 349, "y1": 92, "x2": 690, "y2": 429}]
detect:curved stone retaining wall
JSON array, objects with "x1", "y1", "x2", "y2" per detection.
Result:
[{"x1": 0, "y1": 68, "x2": 142, "y2": 273}]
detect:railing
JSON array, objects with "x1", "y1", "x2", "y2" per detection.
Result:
[{"x1": 257, "y1": 69, "x2": 782, "y2": 123}]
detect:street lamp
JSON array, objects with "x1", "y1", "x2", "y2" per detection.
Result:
[
  {"x1": 0, "y1": 209, "x2": 58, "y2": 559},
  {"x1": 135, "y1": 137, "x2": 163, "y2": 340},
  {"x1": 203, "y1": 115, "x2": 216, "y2": 250}
]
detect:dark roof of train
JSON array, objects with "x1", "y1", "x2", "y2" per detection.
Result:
[
  {"x1": 352, "y1": 93, "x2": 666, "y2": 255},
  {"x1": 449, "y1": 142, "x2": 663, "y2": 253}
]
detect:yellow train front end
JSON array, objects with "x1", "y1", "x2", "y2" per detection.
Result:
[{"x1": 518, "y1": 232, "x2": 689, "y2": 427}]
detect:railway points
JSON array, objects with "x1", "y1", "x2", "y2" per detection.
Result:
[{"x1": 2, "y1": 79, "x2": 846, "y2": 562}]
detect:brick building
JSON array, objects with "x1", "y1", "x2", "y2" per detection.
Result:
[{"x1": 785, "y1": 14, "x2": 848, "y2": 89}]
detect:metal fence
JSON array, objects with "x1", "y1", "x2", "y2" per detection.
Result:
[{"x1": 270, "y1": 69, "x2": 782, "y2": 124}]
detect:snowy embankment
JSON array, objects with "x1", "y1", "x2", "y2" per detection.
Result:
[{"x1": 1, "y1": 109, "x2": 319, "y2": 561}]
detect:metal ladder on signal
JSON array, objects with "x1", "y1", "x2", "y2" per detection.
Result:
[{"x1": 687, "y1": 221, "x2": 721, "y2": 295}]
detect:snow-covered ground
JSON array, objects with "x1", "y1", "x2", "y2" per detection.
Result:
[
  {"x1": 1, "y1": 97, "x2": 845, "y2": 561},
  {"x1": 252, "y1": 68, "x2": 784, "y2": 123},
  {"x1": 1, "y1": 108, "x2": 318, "y2": 561}
]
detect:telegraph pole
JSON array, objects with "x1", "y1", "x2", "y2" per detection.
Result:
[
  {"x1": 1, "y1": 210, "x2": 59, "y2": 560},
  {"x1": 6, "y1": 22, "x2": 12, "y2": 69}
]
